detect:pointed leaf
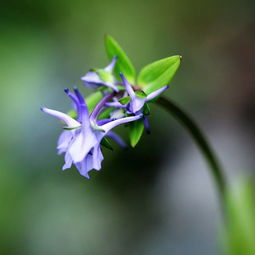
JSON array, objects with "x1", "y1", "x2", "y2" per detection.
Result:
[
  {"x1": 138, "y1": 55, "x2": 181, "y2": 94},
  {"x1": 129, "y1": 118, "x2": 144, "y2": 147},
  {"x1": 105, "y1": 35, "x2": 136, "y2": 84}
]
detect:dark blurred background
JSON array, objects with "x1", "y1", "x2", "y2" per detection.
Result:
[{"x1": 1, "y1": 0, "x2": 255, "y2": 254}]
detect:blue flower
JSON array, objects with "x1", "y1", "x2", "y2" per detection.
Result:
[
  {"x1": 106, "y1": 73, "x2": 169, "y2": 114},
  {"x1": 42, "y1": 88, "x2": 142, "y2": 178},
  {"x1": 81, "y1": 56, "x2": 119, "y2": 92}
]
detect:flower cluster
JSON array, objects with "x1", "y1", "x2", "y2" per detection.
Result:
[{"x1": 42, "y1": 35, "x2": 181, "y2": 178}]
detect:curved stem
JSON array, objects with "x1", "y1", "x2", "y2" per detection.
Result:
[
  {"x1": 90, "y1": 92, "x2": 115, "y2": 120},
  {"x1": 157, "y1": 96, "x2": 227, "y2": 206}
]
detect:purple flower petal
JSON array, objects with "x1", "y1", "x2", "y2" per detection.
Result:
[
  {"x1": 105, "y1": 56, "x2": 117, "y2": 72},
  {"x1": 105, "y1": 102, "x2": 127, "y2": 108},
  {"x1": 119, "y1": 73, "x2": 148, "y2": 113},
  {"x1": 64, "y1": 88, "x2": 82, "y2": 122},
  {"x1": 102, "y1": 114, "x2": 143, "y2": 133},
  {"x1": 90, "y1": 93, "x2": 114, "y2": 120},
  {"x1": 143, "y1": 116, "x2": 151, "y2": 134},
  {"x1": 97, "y1": 118, "x2": 112, "y2": 126},
  {"x1": 81, "y1": 72, "x2": 102, "y2": 86},
  {"x1": 92, "y1": 145, "x2": 104, "y2": 170},
  {"x1": 128, "y1": 97, "x2": 146, "y2": 114},
  {"x1": 81, "y1": 57, "x2": 119, "y2": 92},
  {"x1": 41, "y1": 107, "x2": 80, "y2": 127},
  {"x1": 64, "y1": 88, "x2": 79, "y2": 108},
  {"x1": 107, "y1": 131, "x2": 127, "y2": 148},
  {"x1": 75, "y1": 155, "x2": 93, "y2": 179},
  {"x1": 62, "y1": 152, "x2": 73, "y2": 170},
  {"x1": 146, "y1": 85, "x2": 169, "y2": 101},
  {"x1": 68, "y1": 130, "x2": 98, "y2": 163},
  {"x1": 57, "y1": 130, "x2": 73, "y2": 153},
  {"x1": 120, "y1": 73, "x2": 136, "y2": 100},
  {"x1": 73, "y1": 88, "x2": 90, "y2": 126}
]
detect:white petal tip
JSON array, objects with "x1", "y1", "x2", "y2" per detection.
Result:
[{"x1": 62, "y1": 165, "x2": 71, "y2": 171}]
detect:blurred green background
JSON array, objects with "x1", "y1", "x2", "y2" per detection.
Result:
[{"x1": 1, "y1": 0, "x2": 255, "y2": 254}]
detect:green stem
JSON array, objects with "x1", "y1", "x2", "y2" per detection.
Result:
[{"x1": 157, "y1": 96, "x2": 226, "y2": 206}]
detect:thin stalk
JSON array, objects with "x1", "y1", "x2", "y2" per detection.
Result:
[
  {"x1": 157, "y1": 96, "x2": 226, "y2": 207},
  {"x1": 90, "y1": 92, "x2": 115, "y2": 120}
]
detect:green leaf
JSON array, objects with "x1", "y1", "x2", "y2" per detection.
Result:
[
  {"x1": 86, "y1": 91, "x2": 104, "y2": 113},
  {"x1": 137, "y1": 55, "x2": 181, "y2": 94},
  {"x1": 105, "y1": 35, "x2": 136, "y2": 84},
  {"x1": 101, "y1": 137, "x2": 113, "y2": 150},
  {"x1": 129, "y1": 118, "x2": 144, "y2": 147}
]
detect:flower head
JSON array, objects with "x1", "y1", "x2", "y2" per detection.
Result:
[
  {"x1": 42, "y1": 88, "x2": 142, "y2": 178},
  {"x1": 81, "y1": 56, "x2": 119, "y2": 92},
  {"x1": 106, "y1": 73, "x2": 169, "y2": 114}
]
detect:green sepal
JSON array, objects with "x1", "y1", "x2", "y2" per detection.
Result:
[
  {"x1": 119, "y1": 96, "x2": 130, "y2": 105},
  {"x1": 143, "y1": 103, "x2": 150, "y2": 115},
  {"x1": 104, "y1": 35, "x2": 136, "y2": 84},
  {"x1": 63, "y1": 126, "x2": 81, "y2": 130},
  {"x1": 96, "y1": 69, "x2": 115, "y2": 83},
  {"x1": 135, "y1": 91, "x2": 147, "y2": 98},
  {"x1": 129, "y1": 118, "x2": 144, "y2": 147},
  {"x1": 101, "y1": 137, "x2": 113, "y2": 150},
  {"x1": 137, "y1": 55, "x2": 181, "y2": 94}
]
